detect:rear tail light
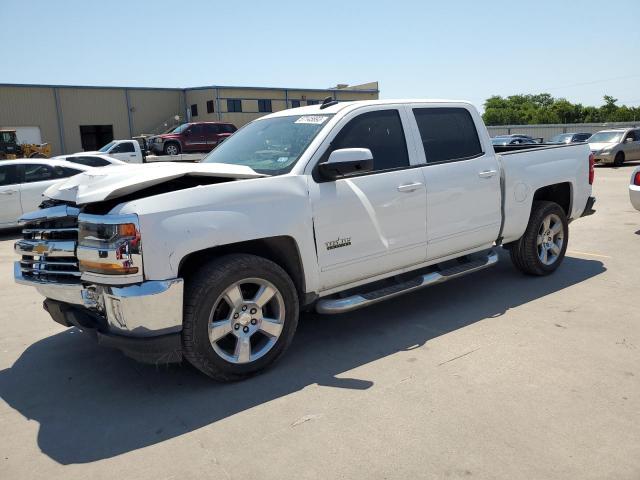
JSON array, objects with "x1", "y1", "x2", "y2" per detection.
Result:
[
  {"x1": 588, "y1": 153, "x2": 595, "y2": 185},
  {"x1": 634, "y1": 171, "x2": 640, "y2": 186}
]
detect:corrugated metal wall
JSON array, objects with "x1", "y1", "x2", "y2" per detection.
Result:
[
  {"x1": 0, "y1": 83, "x2": 380, "y2": 155},
  {"x1": 487, "y1": 121, "x2": 640, "y2": 141},
  {"x1": 0, "y1": 86, "x2": 61, "y2": 153}
]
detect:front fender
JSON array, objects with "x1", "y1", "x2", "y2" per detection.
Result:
[{"x1": 114, "y1": 175, "x2": 320, "y2": 292}]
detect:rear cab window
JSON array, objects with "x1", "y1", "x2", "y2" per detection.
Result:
[{"x1": 412, "y1": 107, "x2": 483, "y2": 164}]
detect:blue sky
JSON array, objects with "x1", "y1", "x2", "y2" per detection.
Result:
[{"x1": 3, "y1": 0, "x2": 639, "y2": 109}]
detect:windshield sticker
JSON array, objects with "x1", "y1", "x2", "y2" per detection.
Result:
[
  {"x1": 277, "y1": 157, "x2": 289, "y2": 163},
  {"x1": 295, "y1": 116, "x2": 329, "y2": 125}
]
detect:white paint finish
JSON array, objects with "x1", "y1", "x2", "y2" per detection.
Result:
[
  {"x1": 32, "y1": 99, "x2": 593, "y2": 297},
  {"x1": 0, "y1": 159, "x2": 91, "y2": 228},
  {"x1": 82, "y1": 139, "x2": 145, "y2": 164},
  {"x1": 498, "y1": 143, "x2": 591, "y2": 243},
  {"x1": 311, "y1": 169, "x2": 427, "y2": 290},
  {"x1": 44, "y1": 161, "x2": 264, "y2": 205},
  {"x1": 112, "y1": 175, "x2": 320, "y2": 290}
]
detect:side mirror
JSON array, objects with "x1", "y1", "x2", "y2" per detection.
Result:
[
  {"x1": 184, "y1": 130, "x2": 192, "y2": 136},
  {"x1": 625, "y1": 137, "x2": 634, "y2": 143},
  {"x1": 318, "y1": 148, "x2": 374, "y2": 180}
]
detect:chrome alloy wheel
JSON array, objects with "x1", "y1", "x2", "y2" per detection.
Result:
[
  {"x1": 537, "y1": 213, "x2": 564, "y2": 265},
  {"x1": 208, "y1": 278, "x2": 285, "y2": 364}
]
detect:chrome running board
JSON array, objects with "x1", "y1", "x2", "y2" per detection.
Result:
[{"x1": 315, "y1": 250, "x2": 499, "y2": 314}]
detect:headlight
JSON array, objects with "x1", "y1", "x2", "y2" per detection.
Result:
[
  {"x1": 154, "y1": 137, "x2": 163, "y2": 143},
  {"x1": 77, "y1": 214, "x2": 142, "y2": 278}
]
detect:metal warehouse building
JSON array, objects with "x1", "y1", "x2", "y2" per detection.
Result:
[{"x1": 0, "y1": 82, "x2": 379, "y2": 155}]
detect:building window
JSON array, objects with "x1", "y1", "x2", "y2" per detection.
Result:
[
  {"x1": 206, "y1": 100, "x2": 215, "y2": 114},
  {"x1": 290, "y1": 100, "x2": 300, "y2": 108},
  {"x1": 190, "y1": 104, "x2": 198, "y2": 117},
  {"x1": 258, "y1": 99, "x2": 272, "y2": 113},
  {"x1": 307, "y1": 99, "x2": 319, "y2": 105},
  {"x1": 227, "y1": 99, "x2": 242, "y2": 112}
]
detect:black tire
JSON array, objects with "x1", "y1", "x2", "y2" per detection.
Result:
[
  {"x1": 182, "y1": 254, "x2": 299, "y2": 381},
  {"x1": 614, "y1": 152, "x2": 625, "y2": 167},
  {"x1": 163, "y1": 142, "x2": 180, "y2": 156},
  {"x1": 509, "y1": 201, "x2": 568, "y2": 276}
]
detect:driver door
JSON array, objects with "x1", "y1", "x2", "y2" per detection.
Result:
[
  {"x1": 309, "y1": 107, "x2": 427, "y2": 291},
  {"x1": 183, "y1": 124, "x2": 207, "y2": 152}
]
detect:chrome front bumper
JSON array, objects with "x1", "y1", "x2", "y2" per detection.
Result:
[{"x1": 15, "y1": 262, "x2": 183, "y2": 337}]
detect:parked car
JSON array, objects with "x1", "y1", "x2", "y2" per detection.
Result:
[
  {"x1": 630, "y1": 166, "x2": 640, "y2": 211},
  {"x1": 0, "y1": 159, "x2": 90, "y2": 228},
  {"x1": 548, "y1": 133, "x2": 592, "y2": 144},
  {"x1": 53, "y1": 153, "x2": 126, "y2": 167},
  {"x1": 148, "y1": 122, "x2": 237, "y2": 156},
  {"x1": 14, "y1": 99, "x2": 595, "y2": 381},
  {"x1": 589, "y1": 128, "x2": 640, "y2": 166},
  {"x1": 491, "y1": 135, "x2": 538, "y2": 146},
  {"x1": 81, "y1": 139, "x2": 145, "y2": 163}
]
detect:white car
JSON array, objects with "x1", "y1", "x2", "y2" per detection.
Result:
[
  {"x1": 0, "y1": 159, "x2": 91, "y2": 228},
  {"x1": 53, "y1": 153, "x2": 126, "y2": 167},
  {"x1": 630, "y1": 166, "x2": 640, "y2": 211},
  {"x1": 15, "y1": 99, "x2": 596, "y2": 380}
]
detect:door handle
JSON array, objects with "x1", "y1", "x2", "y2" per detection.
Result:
[
  {"x1": 478, "y1": 170, "x2": 497, "y2": 178},
  {"x1": 397, "y1": 182, "x2": 424, "y2": 193},
  {"x1": 0, "y1": 190, "x2": 16, "y2": 195}
]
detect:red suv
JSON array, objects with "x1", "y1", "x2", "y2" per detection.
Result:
[{"x1": 149, "y1": 122, "x2": 237, "y2": 156}]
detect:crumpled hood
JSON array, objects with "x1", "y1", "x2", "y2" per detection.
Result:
[{"x1": 44, "y1": 162, "x2": 264, "y2": 205}]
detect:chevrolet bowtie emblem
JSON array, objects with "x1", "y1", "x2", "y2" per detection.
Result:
[{"x1": 33, "y1": 244, "x2": 48, "y2": 255}]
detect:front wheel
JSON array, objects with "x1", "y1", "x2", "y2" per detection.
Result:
[
  {"x1": 182, "y1": 254, "x2": 299, "y2": 381},
  {"x1": 509, "y1": 201, "x2": 568, "y2": 276}
]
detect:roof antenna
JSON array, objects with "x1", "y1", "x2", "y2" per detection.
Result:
[{"x1": 320, "y1": 96, "x2": 338, "y2": 109}]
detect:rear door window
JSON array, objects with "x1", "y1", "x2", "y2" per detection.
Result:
[
  {"x1": 329, "y1": 109, "x2": 410, "y2": 171},
  {"x1": 412, "y1": 108, "x2": 483, "y2": 163}
]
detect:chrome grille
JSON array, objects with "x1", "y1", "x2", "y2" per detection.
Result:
[{"x1": 16, "y1": 206, "x2": 81, "y2": 284}]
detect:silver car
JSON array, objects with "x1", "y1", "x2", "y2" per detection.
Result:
[{"x1": 589, "y1": 128, "x2": 640, "y2": 166}]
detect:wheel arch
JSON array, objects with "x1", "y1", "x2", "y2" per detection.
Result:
[
  {"x1": 532, "y1": 182, "x2": 572, "y2": 217},
  {"x1": 178, "y1": 236, "x2": 309, "y2": 305}
]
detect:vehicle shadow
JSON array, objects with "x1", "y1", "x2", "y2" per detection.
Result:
[{"x1": 0, "y1": 251, "x2": 605, "y2": 465}]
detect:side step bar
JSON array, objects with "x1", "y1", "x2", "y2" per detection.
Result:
[{"x1": 316, "y1": 250, "x2": 499, "y2": 314}]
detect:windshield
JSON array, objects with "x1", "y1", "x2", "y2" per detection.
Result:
[
  {"x1": 202, "y1": 114, "x2": 333, "y2": 174},
  {"x1": 549, "y1": 134, "x2": 572, "y2": 143},
  {"x1": 589, "y1": 131, "x2": 623, "y2": 144},
  {"x1": 98, "y1": 141, "x2": 116, "y2": 152},
  {"x1": 169, "y1": 124, "x2": 189, "y2": 134}
]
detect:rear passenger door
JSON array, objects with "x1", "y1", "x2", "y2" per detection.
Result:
[
  {"x1": 408, "y1": 106, "x2": 501, "y2": 261},
  {"x1": 204, "y1": 124, "x2": 222, "y2": 150},
  {"x1": 309, "y1": 107, "x2": 427, "y2": 290}
]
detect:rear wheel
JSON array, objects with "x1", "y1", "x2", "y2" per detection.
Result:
[
  {"x1": 509, "y1": 201, "x2": 568, "y2": 276},
  {"x1": 182, "y1": 254, "x2": 299, "y2": 381},
  {"x1": 614, "y1": 152, "x2": 625, "y2": 167}
]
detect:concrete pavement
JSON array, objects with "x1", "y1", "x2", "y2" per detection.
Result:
[{"x1": 0, "y1": 163, "x2": 639, "y2": 479}]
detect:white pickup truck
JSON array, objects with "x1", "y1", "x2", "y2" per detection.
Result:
[
  {"x1": 14, "y1": 99, "x2": 596, "y2": 381},
  {"x1": 82, "y1": 139, "x2": 145, "y2": 163}
]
